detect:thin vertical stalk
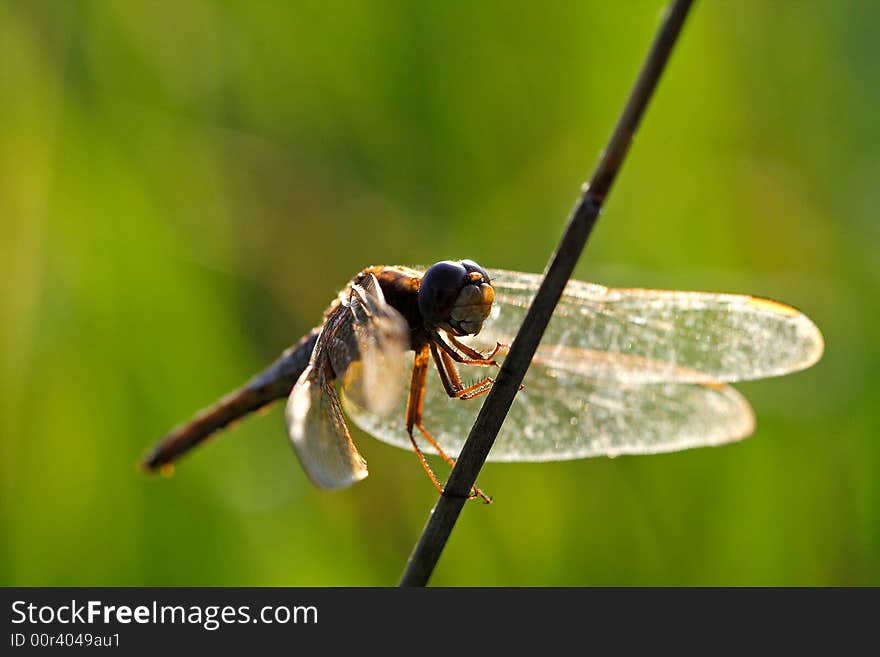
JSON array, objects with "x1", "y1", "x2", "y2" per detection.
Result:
[{"x1": 400, "y1": 0, "x2": 696, "y2": 587}]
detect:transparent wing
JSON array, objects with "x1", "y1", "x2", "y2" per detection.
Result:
[
  {"x1": 286, "y1": 363, "x2": 369, "y2": 488},
  {"x1": 342, "y1": 268, "x2": 821, "y2": 461},
  {"x1": 473, "y1": 269, "x2": 824, "y2": 384},
  {"x1": 339, "y1": 273, "x2": 410, "y2": 415},
  {"x1": 343, "y1": 351, "x2": 756, "y2": 462},
  {"x1": 285, "y1": 271, "x2": 408, "y2": 488}
]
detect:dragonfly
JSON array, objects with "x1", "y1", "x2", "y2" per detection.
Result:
[{"x1": 142, "y1": 259, "x2": 824, "y2": 502}]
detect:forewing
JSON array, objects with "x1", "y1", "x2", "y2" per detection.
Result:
[
  {"x1": 342, "y1": 267, "x2": 819, "y2": 461},
  {"x1": 478, "y1": 270, "x2": 824, "y2": 384},
  {"x1": 286, "y1": 363, "x2": 369, "y2": 489},
  {"x1": 340, "y1": 273, "x2": 409, "y2": 415},
  {"x1": 343, "y1": 353, "x2": 756, "y2": 462}
]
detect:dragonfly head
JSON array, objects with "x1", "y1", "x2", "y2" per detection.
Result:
[{"x1": 418, "y1": 260, "x2": 495, "y2": 336}]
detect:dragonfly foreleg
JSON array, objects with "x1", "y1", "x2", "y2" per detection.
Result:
[
  {"x1": 432, "y1": 331, "x2": 504, "y2": 367},
  {"x1": 447, "y1": 334, "x2": 508, "y2": 364}
]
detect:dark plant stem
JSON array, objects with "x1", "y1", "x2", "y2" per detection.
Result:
[{"x1": 399, "y1": 0, "x2": 695, "y2": 587}]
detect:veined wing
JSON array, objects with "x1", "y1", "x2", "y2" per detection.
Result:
[
  {"x1": 343, "y1": 268, "x2": 819, "y2": 461},
  {"x1": 475, "y1": 269, "x2": 824, "y2": 384},
  {"x1": 341, "y1": 272, "x2": 410, "y2": 415},
  {"x1": 287, "y1": 362, "x2": 369, "y2": 488},
  {"x1": 343, "y1": 351, "x2": 756, "y2": 462},
  {"x1": 286, "y1": 271, "x2": 408, "y2": 488}
]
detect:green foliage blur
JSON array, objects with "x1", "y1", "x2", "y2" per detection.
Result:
[{"x1": 2, "y1": 1, "x2": 877, "y2": 586}]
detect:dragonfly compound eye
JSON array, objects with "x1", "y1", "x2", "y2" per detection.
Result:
[
  {"x1": 461, "y1": 259, "x2": 491, "y2": 285},
  {"x1": 419, "y1": 260, "x2": 494, "y2": 336}
]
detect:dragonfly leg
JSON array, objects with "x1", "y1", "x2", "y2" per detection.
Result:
[
  {"x1": 416, "y1": 422, "x2": 491, "y2": 503},
  {"x1": 405, "y1": 426, "x2": 445, "y2": 494},
  {"x1": 433, "y1": 331, "x2": 502, "y2": 367},
  {"x1": 430, "y1": 342, "x2": 495, "y2": 399},
  {"x1": 456, "y1": 378, "x2": 495, "y2": 400},
  {"x1": 407, "y1": 344, "x2": 491, "y2": 503},
  {"x1": 447, "y1": 334, "x2": 508, "y2": 364}
]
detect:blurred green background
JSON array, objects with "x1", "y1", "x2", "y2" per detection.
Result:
[{"x1": 1, "y1": 0, "x2": 877, "y2": 586}]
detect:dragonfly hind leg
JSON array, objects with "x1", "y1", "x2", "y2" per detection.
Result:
[
  {"x1": 406, "y1": 344, "x2": 492, "y2": 503},
  {"x1": 413, "y1": 422, "x2": 491, "y2": 503}
]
